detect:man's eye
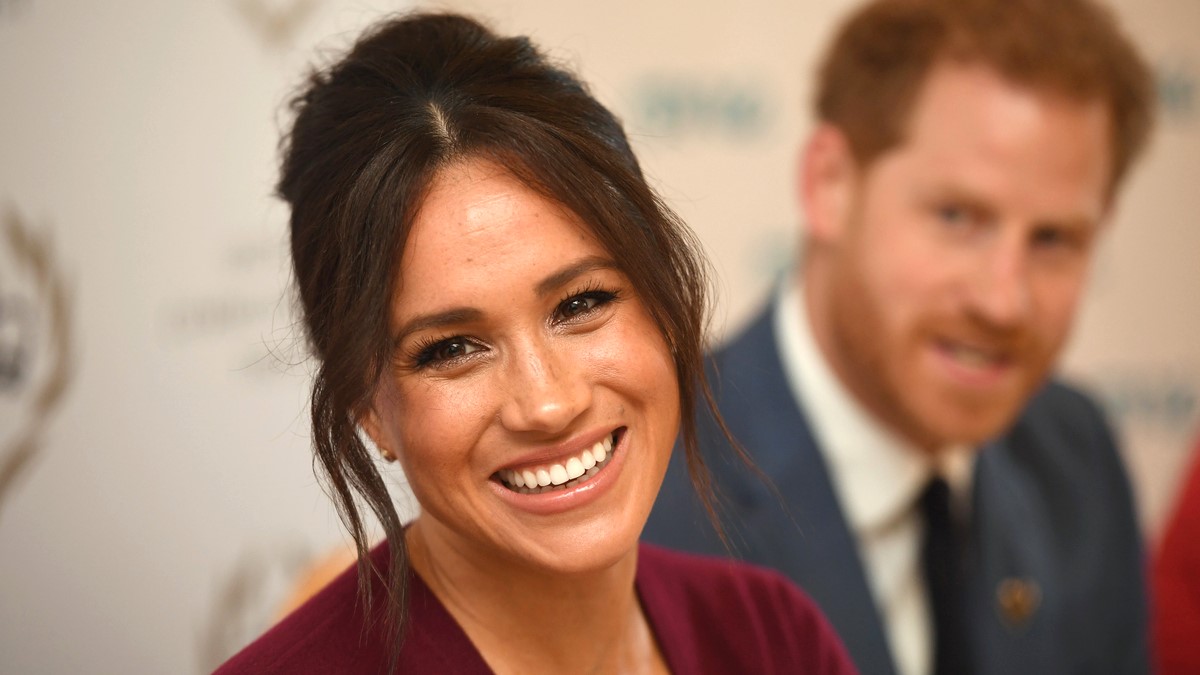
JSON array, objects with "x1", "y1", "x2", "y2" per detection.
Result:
[
  {"x1": 938, "y1": 205, "x2": 968, "y2": 224},
  {"x1": 937, "y1": 203, "x2": 987, "y2": 228},
  {"x1": 933, "y1": 202, "x2": 994, "y2": 237},
  {"x1": 1032, "y1": 227, "x2": 1082, "y2": 249}
]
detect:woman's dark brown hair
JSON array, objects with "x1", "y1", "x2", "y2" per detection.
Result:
[{"x1": 279, "y1": 11, "x2": 728, "y2": 663}]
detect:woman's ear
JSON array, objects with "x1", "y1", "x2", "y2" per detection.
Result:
[
  {"x1": 359, "y1": 405, "x2": 397, "y2": 462},
  {"x1": 799, "y1": 123, "x2": 858, "y2": 244}
]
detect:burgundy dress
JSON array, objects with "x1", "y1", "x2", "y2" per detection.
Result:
[{"x1": 216, "y1": 542, "x2": 857, "y2": 674}]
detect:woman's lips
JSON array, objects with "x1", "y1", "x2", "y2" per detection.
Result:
[
  {"x1": 493, "y1": 431, "x2": 618, "y2": 494},
  {"x1": 487, "y1": 427, "x2": 629, "y2": 516}
]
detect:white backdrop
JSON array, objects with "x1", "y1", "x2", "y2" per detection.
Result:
[{"x1": 0, "y1": 0, "x2": 1196, "y2": 672}]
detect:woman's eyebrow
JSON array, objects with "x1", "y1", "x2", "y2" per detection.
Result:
[
  {"x1": 392, "y1": 256, "x2": 616, "y2": 345},
  {"x1": 534, "y1": 256, "x2": 617, "y2": 297},
  {"x1": 393, "y1": 308, "x2": 483, "y2": 346}
]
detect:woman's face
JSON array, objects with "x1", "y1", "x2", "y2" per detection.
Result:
[{"x1": 364, "y1": 158, "x2": 680, "y2": 575}]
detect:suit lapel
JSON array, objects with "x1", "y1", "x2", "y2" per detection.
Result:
[
  {"x1": 968, "y1": 434, "x2": 1064, "y2": 675},
  {"x1": 710, "y1": 308, "x2": 899, "y2": 675}
]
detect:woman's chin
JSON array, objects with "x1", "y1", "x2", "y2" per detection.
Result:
[
  {"x1": 513, "y1": 523, "x2": 648, "y2": 576},
  {"x1": 410, "y1": 509, "x2": 644, "y2": 580}
]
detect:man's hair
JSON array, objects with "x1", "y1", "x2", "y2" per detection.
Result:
[{"x1": 815, "y1": 0, "x2": 1155, "y2": 192}]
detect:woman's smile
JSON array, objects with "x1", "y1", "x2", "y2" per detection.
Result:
[
  {"x1": 486, "y1": 428, "x2": 634, "y2": 518},
  {"x1": 493, "y1": 428, "x2": 619, "y2": 494}
]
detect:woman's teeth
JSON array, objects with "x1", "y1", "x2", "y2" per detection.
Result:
[{"x1": 497, "y1": 433, "x2": 616, "y2": 494}]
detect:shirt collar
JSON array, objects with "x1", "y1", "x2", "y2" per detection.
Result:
[{"x1": 772, "y1": 276, "x2": 974, "y2": 533}]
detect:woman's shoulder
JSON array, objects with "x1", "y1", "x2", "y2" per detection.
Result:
[{"x1": 637, "y1": 543, "x2": 858, "y2": 674}]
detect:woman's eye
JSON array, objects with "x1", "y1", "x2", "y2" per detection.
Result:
[
  {"x1": 415, "y1": 337, "x2": 483, "y2": 368},
  {"x1": 555, "y1": 290, "x2": 617, "y2": 322}
]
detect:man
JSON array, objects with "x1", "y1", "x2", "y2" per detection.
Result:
[{"x1": 643, "y1": 1, "x2": 1155, "y2": 674}]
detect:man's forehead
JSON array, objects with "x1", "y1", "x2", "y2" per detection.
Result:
[{"x1": 896, "y1": 64, "x2": 1109, "y2": 172}]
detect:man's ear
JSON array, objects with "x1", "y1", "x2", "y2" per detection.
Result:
[
  {"x1": 359, "y1": 403, "x2": 396, "y2": 462},
  {"x1": 799, "y1": 123, "x2": 858, "y2": 244}
]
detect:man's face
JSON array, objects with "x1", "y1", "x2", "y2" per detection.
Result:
[{"x1": 811, "y1": 62, "x2": 1112, "y2": 450}]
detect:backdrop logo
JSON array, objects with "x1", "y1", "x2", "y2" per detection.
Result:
[
  {"x1": 0, "y1": 207, "x2": 73, "y2": 518},
  {"x1": 0, "y1": 0, "x2": 31, "y2": 20},
  {"x1": 1088, "y1": 371, "x2": 1198, "y2": 438},
  {"x1": 232, "y1": 0, "x2": 320, "y2": 50},
  {"x1": 198, "y1": 541, "x2": 315, "y2": 671},
  {"x1": 1157, "y1": 60, "x2": 1197, "y2": 124},
  {"x1": 156, "y1": 236, "x2": 295, "y2": 381},
  {"x1": 630, "y1": 76, "x2": 769, "y2": 140}
]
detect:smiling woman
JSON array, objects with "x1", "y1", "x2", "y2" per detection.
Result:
[
  {"x1": 363, "y1": 161, "x2": 682, "y2": 579},
  {"x1": 215, "y1": 12, "x2": 856, "y2": 675}
]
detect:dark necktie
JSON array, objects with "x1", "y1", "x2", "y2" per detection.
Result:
[{"x1": 921, "y1": 476, "x2": 970, "y2": 675}]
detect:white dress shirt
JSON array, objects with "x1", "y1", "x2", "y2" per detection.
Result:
[{"x1": 772, "y1": 278, "x2": 974, "y2": 675}]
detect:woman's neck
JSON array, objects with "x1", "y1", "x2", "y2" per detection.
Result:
[{"x1": 406, "y1": 519, "x2": 667, "y2": 675}]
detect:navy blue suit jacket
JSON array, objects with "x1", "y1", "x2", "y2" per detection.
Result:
[{"x1": 644, "y1": 305, "x2": 1149, "y2": 675}]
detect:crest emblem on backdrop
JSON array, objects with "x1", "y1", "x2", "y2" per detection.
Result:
[
  {"x1": 0, "y1": 207, "x2": 73, "y2": 519},
  {"x1": 232, "y1": 0, "x2": 321, "y2": 50},
  {"x1": 0, "y1": 0, "x2": 32, "y2": 20},
  {"x1": 197, "y1": 541, "x2": 316, "y2": 671}
]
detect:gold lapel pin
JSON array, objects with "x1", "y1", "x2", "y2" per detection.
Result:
[{"x1": 996, "y1": 577, "x2": 1041, "y2": 629}]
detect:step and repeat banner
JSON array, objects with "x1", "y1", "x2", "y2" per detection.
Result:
[{"x1": 1, "y1": 0, "x2": 1196, "y2": 672}]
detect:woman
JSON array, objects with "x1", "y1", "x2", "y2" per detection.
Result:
[{"x1": 217, "y1": 13, "x2": 855, "y2": 674}]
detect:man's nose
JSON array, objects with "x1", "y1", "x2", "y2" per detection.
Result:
[{"x1": 967, "y1": 231, "x2": 1033, "y2": 329}]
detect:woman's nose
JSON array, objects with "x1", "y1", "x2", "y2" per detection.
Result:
[{"x1": 498, "y1": 338, "x2": 592, "y2": 435}]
